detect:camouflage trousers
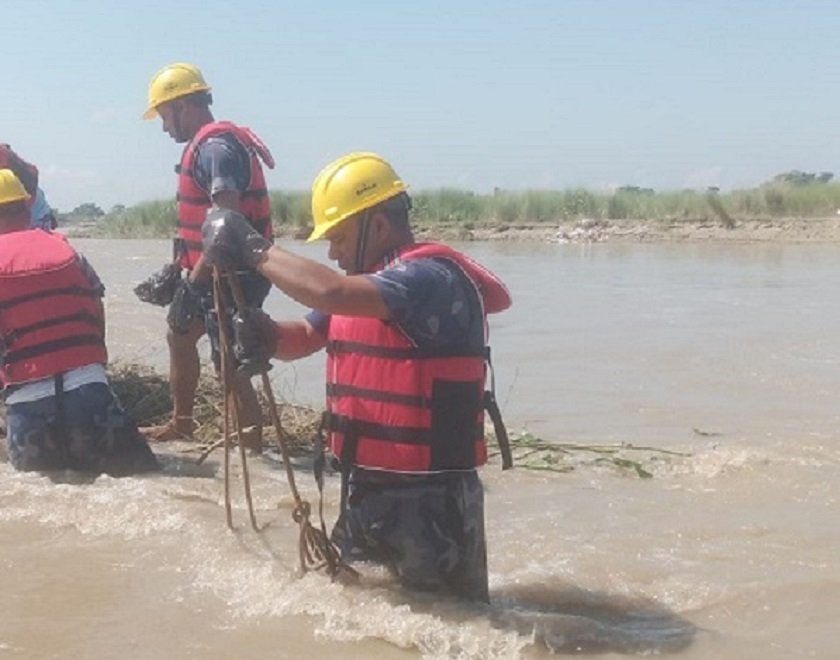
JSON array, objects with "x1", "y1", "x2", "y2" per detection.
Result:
[
  {"x1": 332, "y1": 469, "x2": 489, "y2": 602},
  {"x1": 5, "y1": 382, "x2": 160, "y2": 477}
]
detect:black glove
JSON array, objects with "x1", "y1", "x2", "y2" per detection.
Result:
[
  {"x1": 233, "y1": 308, "x2": 279, "y2": 376},
  {"x1": 202, "y1": 207, "x2": 272, "y2": 270},
  {"x1": 134, "y1": 262, "x2": 182, "y2": 307},
  {"x1": 166, "y1": 277, "x2": 204, "y2": 334}
]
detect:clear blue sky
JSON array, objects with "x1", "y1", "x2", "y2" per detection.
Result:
[{"x1": 5, "y1": 0, "x2": 840, "y2": 211}]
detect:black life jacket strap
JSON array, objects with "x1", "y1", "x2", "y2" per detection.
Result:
[
  {"x1": 326, "y1": 339, "x2": 489, "y2": 360},
  {"x1": 484, "y1": 390, "x2": 513, "y2": 470},
  {"x1": 484, "y1": 348, "x2": 513, "y2": 469},
  {"x1": 326, "y1": 382, "x2": 430, "y2": 408},
  {"x1": 4, "y1": 310, "x2": 103, "y2": 348},
  {"x1": 338, "y1": 419, "x2": 360, "y2": 513},
  {"x1": 3, "y1": 334, "x2": 104, "y2": 367},
  {"x1": 0, "y1": 284, "x2": 101, "y2": 311},
  {"x1": 312, "y1": 411, "x2": 332, "y2": 542}
]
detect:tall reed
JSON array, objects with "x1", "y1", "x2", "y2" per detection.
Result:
[{"x1": 89, "y1": 181, "x2": 840, "y2": 238}]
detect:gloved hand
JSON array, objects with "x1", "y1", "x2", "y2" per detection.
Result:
[
  {"x1": 166, "y1": 277, "x2": 204, "y2": 334},
  {"x1": 133, "y1": 262, "x2": 182, "y2": 307},
  {"x1": 202, "y1": 207, "x2": 272, "y2": 270},
  {"x1": 233, "y1": 308, "x2": 279, "y2": 376}
]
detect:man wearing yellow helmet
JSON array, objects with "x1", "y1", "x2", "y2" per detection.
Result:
[
  {"x1": 201, "y1": 153, "x2": 512, "y2": 601},
  {"x1": 0, "y1": 143, "x2": 57, "y2": 230},
  {"x1": 141, "y1": 62, "x2": 275, "y2": 449},
  {"x1": 0, "y1": 169, "x2": 159, "y2": 477}
]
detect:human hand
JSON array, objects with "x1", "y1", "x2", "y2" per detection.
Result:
[
  {"x1": 202, "y1": 207, "x2": 272, "y2": 270},
  {"x1": 133, "y1": 262, "x2": 181, "y2": 307},
  {"x1": 233, "y1": 308, "x2": 279, "y2": 376},
  {"x1": 167, "y1": 277, "x2": 203, "y2": 334}
]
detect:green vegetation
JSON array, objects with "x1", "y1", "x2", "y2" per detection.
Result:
[
  {"x1": 75, "y1": 170, "x2": 840, "y2": 239},
  {"x1": 88, "y1": 200, "x2": 176, "y2": 238},
  {"x1": 82, "y1": 192, "x2": 313, "y2": 239},
  {"x1": 487, "y1": 430, "x2": 691, "y2": 478},
  {"x1": 1, "y1": 362, "x2": 692, "y2": 479}
]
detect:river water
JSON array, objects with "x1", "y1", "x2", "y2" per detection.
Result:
[{"x1": 1, "y1": 238, "x2": 838, "y2": 659}]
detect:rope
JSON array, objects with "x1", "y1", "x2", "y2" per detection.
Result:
[
  {"x1": 212, "y1": 268, "x2": 261, "y2": 532},
  {"x1": 216, "y1": 266, "x2": 354, "y2": 578}
]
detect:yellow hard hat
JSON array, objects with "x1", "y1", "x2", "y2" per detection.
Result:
[
  {"x1": 142, "y1": 62, "x2": 211, "y2": 120},
  {"x1": 308, "y1": 152, "x2": 409, "y2": 242},
  {"x1": 0, "y1": 168, "x2": 30, "y2": 205}
]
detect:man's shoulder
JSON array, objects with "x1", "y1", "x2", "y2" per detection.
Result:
[
  {"x1": 191, "y1": 132, "x2": 251, "y2": 192},
  {"x1": 378, "y1": 255, "x2": 464, "y2": 289},
  {"x1": 196, "y1": 132, "x2": 247, "y2": 157}
]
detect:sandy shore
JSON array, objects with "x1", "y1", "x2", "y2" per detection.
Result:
[{"x1": 416, "y1": 216, "x2": 840, "y2": 244}]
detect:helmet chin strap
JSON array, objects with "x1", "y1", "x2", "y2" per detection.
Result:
[
  {"x1": 172, "y1": 102, "x2": 186, "y2": 142},
  {"x1": 353, "y1": 210, "x2": 371, "y2": 274}
]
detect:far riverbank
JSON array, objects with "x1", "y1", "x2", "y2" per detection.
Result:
[
  {"x1": 63, "y1": 216, "x2": 840, "y2": 245},
  {"x1": 391, "y1": 216, "x2": 840, "y2": 244}
]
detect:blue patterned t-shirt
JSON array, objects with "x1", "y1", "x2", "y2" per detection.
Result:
[{"x1": 306, "y1": 256, "x2": 484, "y2": 349}]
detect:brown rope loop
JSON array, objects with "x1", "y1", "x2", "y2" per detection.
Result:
[
  {"x1": 219, "y1": 267, "x2": 357, "y2": 579},
  {"x1": 292, "y1": 500, "x2": 311, "y2": 524}
]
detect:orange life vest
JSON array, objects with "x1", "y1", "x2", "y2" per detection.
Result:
[
  {"x1": 175, "y1": 121, "x2": 275, "y2": 269},
  {"x1": 0, "y1": 230, "x2": 107, "y2": 387},
  {"x1": 325, "y1": 242, "x2": 511, "y2": 473}
]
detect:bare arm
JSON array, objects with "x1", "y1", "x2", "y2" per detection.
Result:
[
  {"x1": 275, "y1": 319, "x2": 327, "y2": 360},
  {"x1": 202, "y1": 209, "x2": 391, "y2": 318},
  {"x1": 255, "y1": 246, "x2": 390, "y2": 319}
]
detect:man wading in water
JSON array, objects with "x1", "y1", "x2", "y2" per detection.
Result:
[
  {"x1": 202, "y1": 152, "x2": 512, "y2": 601},
  {"x1": 0, "y1": 169, "x2": 159, "y2": 477}
]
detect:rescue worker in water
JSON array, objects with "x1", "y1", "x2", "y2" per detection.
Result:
[
  {"x1": 201, "y1": 152, "x2": 512, "y2": 601},
  {"x1": 140, "y1": 62, "x2": 274, "y2": 451},
  {"x1": 0, "y1": 169, "x2": 159, "y2": 476}
]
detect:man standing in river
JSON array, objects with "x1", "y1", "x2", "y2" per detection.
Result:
[
  {"x1": 141, "y1": 62, "x2": 274, "y2": 450},
  {"x1": 201, "y1": 152, "x2": 512, "y2": 601},
  {"x1": 0, "y1": 168, "x2": 159, "y2": 476}
]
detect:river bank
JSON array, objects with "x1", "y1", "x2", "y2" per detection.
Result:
[
  {"x1": 63, "y1": 215, "x2": 840, "y2": 244},
  {"x1": 417, "y1": 215, "x2": 840, "y2": 244}
]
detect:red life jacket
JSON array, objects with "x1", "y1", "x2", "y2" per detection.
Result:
[
  {"x1": 0, "y1": 230, "x2": 107, "y2": 387},
  {"x1": 175, "y1": 121, "x2": 275, "y2": 269},
  {"x1": 325, "y1": 242, "x2": 512, "y2": 473}
]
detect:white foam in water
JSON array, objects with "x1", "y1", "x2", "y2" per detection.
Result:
[
  {"x1": 0, "y1": 446, "x2": 803, "y2": 658},
  {"x1": 180, "y1": 519, "x2": 533, "y2": 658}
]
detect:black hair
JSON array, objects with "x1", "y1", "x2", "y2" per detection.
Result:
[
  {"x1": 375, "y1": 192, "x2": 412, "y2": 231},
  {"x1": 0, "y1": 200, "x2": 30, "y2": 220},
  {"x1": 181, "y1": 90, "x2": 213, "y2": 109}
]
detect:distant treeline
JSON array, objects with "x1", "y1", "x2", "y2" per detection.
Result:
[{"x1": 76, "y1": 170, "x2": 840, "y2": 238}]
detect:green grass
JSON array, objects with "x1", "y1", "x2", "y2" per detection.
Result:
[
  {"x1": 86, "y1": 181, "x2": 840, "y2": 238},
  {"x1": 92, "y1": 200, "x2": 176, "y2": 237}
]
